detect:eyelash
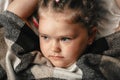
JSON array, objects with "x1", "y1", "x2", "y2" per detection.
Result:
[
  {"x1": 40, "y1": 35, "x2": 72, "y2": 42},
  {"x1": 40, "y1": 35, "x2": 49, "y2": 40},
  {"x1": 61, "y1": 37, "x2": 71, "y2": 42}
]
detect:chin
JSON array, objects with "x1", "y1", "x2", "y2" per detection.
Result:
[
  {"x1": 54, "y1": 65, "x2": 65, "y2": 68},
  {"x1": 52, "y1": 63, "x2": 70, "y2": 68}
]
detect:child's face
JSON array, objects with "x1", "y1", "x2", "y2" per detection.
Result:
[{"x1": 38, "y1": 13, "x2": 95, "y2": 68}]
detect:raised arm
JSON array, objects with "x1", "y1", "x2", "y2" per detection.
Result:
[
  {"x1": 116, "y1": 0, "x2": 120, "y2": 8},
  {"x1": 7, "y1": 0, "x2": 38, "y2": 20}
]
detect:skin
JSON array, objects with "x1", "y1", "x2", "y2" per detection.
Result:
[
  {"x1": 7, "y1": 0, "x2": 38, "y2": 20},
  {"x1": 116, "y1": 0, "x2": 120, "y2": 8},
  {"x1": 39, "y1": 12, "x2": 96, "y2": 68}
]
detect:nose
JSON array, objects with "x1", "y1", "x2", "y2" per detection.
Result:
[{"x1": 51, "y1": 40, "x2": 61, "y2": 53}]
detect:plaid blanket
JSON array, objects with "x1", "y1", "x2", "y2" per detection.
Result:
[{"x1": 0, "y1": 11, "x2": 120, "y2": 80}]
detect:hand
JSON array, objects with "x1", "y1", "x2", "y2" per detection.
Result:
[
  {"x1": 7, "y1": 0, "x2": 38, "y2": 20},
  {"x1": 116, "y1": 0, "x2": 120, "y2": 8}
]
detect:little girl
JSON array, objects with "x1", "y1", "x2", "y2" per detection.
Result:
[{"x1": 0, "y1": 0, "x2": 120, "y2": 80}]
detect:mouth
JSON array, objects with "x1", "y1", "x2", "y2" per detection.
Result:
[{"x1": 49, "y1": 55, "x2": 64, "y2": 60}]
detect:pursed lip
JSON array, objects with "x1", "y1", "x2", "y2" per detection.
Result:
[{"x1": 49, "y1": 55, "x2": 64, "y2": 60}]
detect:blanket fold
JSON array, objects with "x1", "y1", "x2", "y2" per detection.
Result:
[{"x1": 0, "y1": 10, "x2": 120, "y2": 80}]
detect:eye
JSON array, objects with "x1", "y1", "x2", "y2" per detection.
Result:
[
  {"x1": 40, "y1": 35, "x2": 49, "y2": 40},
  {"x1": 61, "y1": 37, "x2": 71, "y2": 42}
]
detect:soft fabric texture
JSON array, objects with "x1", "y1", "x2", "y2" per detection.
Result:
[
  {"x1": 0, "y1": 10, "x2": 120, "y2": 80},
  {"x1": 0, "y1": 0, "x2": 12, "y2": 60},
  {"x1": 97, "y1": 0, "x2": 120, "y2": 38},
  {"x1": 0, "y1": 0, "x2": 38, "y2": 60},
  {"x1": 0, "y1": 0, "x2": 12, "y2": 12}
]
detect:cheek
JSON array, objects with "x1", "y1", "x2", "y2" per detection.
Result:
[
  {"x1": 64, "y1": 37, "x2": 89, "y2": 57},
  {"x1": 39, "y1": 40, "x2": 49, "y2": 56},
  {"x1": 62, "y1": 43, "x2": 80, "y2": 59},
  {"x1": 62, "y1": 45, "x2": 81, "y2": 64}
]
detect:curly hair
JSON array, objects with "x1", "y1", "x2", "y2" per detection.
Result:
[{"x1": 38, "y1": 0, "x2": 107, "y2": 30}]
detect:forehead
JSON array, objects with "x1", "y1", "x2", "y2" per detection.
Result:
[
  {"x1": 39, "y1": 9, "x2": 83, "y2": 24},
  {"x1": 39, "y1": 11, "x2": 85, "y2": 28},
  {"x1": 39, "y1": 13, "x2": 87, "y2": 37}
]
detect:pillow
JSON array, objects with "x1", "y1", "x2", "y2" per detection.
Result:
[{"x1": 96, "y1": 0, "x2": 120, "y2": 39}]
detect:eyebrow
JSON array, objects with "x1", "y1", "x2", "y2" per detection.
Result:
[
  {"x1": 39, "y1": 33, "x2": 77, "y2": 39},
  {"x1": 39, "y1": 33, "x2": 47, "y2": 35}
]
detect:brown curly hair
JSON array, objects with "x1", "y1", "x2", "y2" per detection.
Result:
[{"x1": 38, "y1": 0, "x2": 107, "y2": 34}]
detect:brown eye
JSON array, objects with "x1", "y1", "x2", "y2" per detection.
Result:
[{"x1": 41, "y1": 35, "x2": 49, "y2": 40}]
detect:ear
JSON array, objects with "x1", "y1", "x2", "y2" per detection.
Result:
[{"x1": 88, "y1": 27, "x2": 97, "y2": 45}]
